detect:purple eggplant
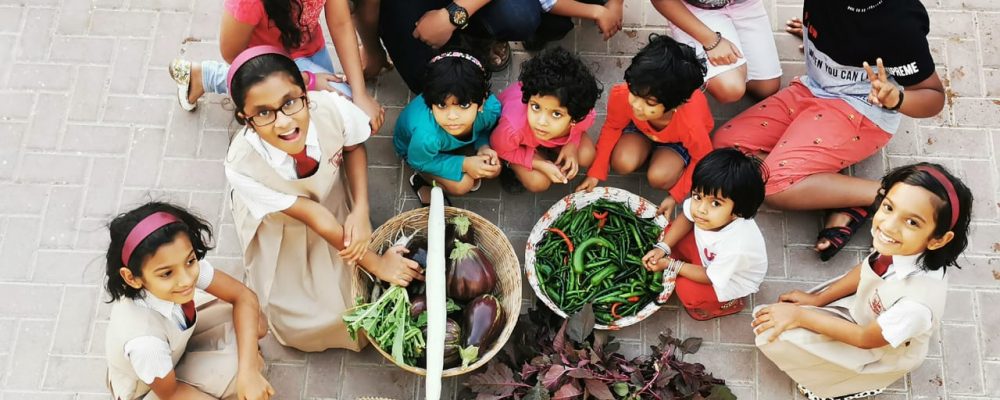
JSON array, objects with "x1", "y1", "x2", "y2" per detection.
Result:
[
  {"x1": 446, "y1": 214, "x2": 476, "y2": 244},
  {"x1": 410, "y1": 294, "x2": 427, "y2": 318},
  {"x1": 405, "y1": 236, "x2": 429, "y2": 270},
  {"x1": 459, "y1": 294, "x2": 503, "y2": 367},
  {"x1": 419, "y1": 318, "x2": 463, "y2": 368},
  {"x1": 446, "y1": 241, "x2": 497, "y2": 301}
]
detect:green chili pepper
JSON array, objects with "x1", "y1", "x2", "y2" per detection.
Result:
[
  {"x1": 589, "y1": 266, "x2": 619, "y2": 286},
  {"x1": 572, "y1": 237, "x2": 613, "y2": 274}
]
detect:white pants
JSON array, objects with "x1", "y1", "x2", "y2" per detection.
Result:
[{"x1": 669, "y1": 0, "x2": 782, "y2": 81}]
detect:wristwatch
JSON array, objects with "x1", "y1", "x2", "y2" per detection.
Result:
[{"x1": 445, "y1": 2, "x2": 469, "y2": 29}]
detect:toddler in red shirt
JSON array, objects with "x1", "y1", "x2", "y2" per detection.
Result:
[{"x1": 576, "y1": 34, "x2": 713, "y2": 217}]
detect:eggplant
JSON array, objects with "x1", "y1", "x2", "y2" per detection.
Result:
[
  {"x1": 420, "y1": 318, "x2": 463, "y2": 368},
  {"x1": 410, "y1": 294, "x2": 427, "y2": 318},
  {"x1": 446, "y1": 214, "x2": 476, "y2": 244},
  {"x1": 405, "y1": 236, "x2": 429, "y2": 270},
  {"x1": 459, "y1": 294, "x2": 504, "y2": 367},
  {"x1": 446, "y1": 241, "x2": 497, "y2": 301}
]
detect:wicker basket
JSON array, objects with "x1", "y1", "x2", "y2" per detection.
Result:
[
  {"x1": 352, "y1": 206, "x2": 521, "y2": 377},
  {"x1": 525, "y1": 187, "x2": 674, "y2": 330}
]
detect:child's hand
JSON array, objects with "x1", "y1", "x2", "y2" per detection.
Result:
[
  {"x1": 463, "y1": 155, "x2": 501, "y2": 179},
  {"x1": 642, "y1": 248, "x2": 667, "y2": 271},
  {"x1": 575, "y1": 176, "x2": 599, "y2": 192},
  {"x1": 752, "y1": 303, "x2": 802, "y2": 342},
  {"x1": 657, "y1": 196, "x2": 677, "y2": 217},
  {"x1": 237, "y1": 368, "x2": 275, "y2": 400},
  {"x1": 339, "y1": 210, "x2": 373, "y2": 263},
  {"x1": 555, "y1": 146, "x2": 579, "y2": 181},
  {"x1": 353, "y1": 92, "x2": 386, "y2": 134},
  {"x1": 537, "y1": 161, "x2": 567, "y2": 184},
  {"x1": 375, "y1": 246, "x2": 424, "y2": 287},
  {"x1": 477, "y1": 146, "x2": 499, "y2": 166},
  {"x1": 863, "y1": 58, "x2": 902, "y2": 109},
  {"x1": 779, "y1": 289, "x2": 821, "y2": 307},
  {"x1": 593, "y1": 3, "x2": 623, "y2": 40},
  {"x1": 706, "y1": 36, "x2": 743, "y2": 66}
]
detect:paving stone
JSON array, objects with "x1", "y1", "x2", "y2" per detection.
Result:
[
  {"x1": 158, "y1": 159, "x2": 225, "y2": 190},
  {"x1": 147, "y1": 12, "x2": 190, "y2": 67},
  {"x1": 339, "y1": 365, "x2": 417, "y2": 400},
  {"x1": 684, "y1": 344, "x2": 756, "y2": 385},
  {"x1": 983, "y1": 360, "x2": 1000, "y2": 397},
  {"x1": 941, "y1": 324, "x2": 984, "y2": 395},
  {"x1": 719, "y1": 312, "x2": 756, "y2": 345},
  {"x1": 7, "y1": 64, "x2": 73, "y2": 91},
  {"x1": 42, "y1": 356, "x2": 106, "y2": 392},
  {"x1": 977, "y1": 291, "x2": 1000, "y2": 359},
  {"x1": 26, "y1": 93, "x2": 69, "y2": 151},
  {"x1": 109, "y1": 38, "x2": 150, "y2": 94},
  {"x1": 909, "y1": 357, "x2": 946, "y2": 400},
  {"x1": 16, "y1": 8, "x2": 56, "y2": 61},
  {"x1": 0, "y1": 122, "x2": 24, "y2": 180},
  {"x1": 302, "y1": 351, "x2": 344, "y2": 398},
  {"x1": 957, "y1": 159, "x2": 999, "y2": 222},
  {"x1": 124, "y1": 127, "x2": 164, "y2": 187},
  {"x1": 103, "y1": 95, "x2": 171, "y2": 126},
  {"x1": 90, "y1": 9, "x2": 157, "y2": 37},
  {"x1": 265, "y1": 363, "x2": 306, "y2": 400},
  {"x1": 0, "y1": 217, "x2": 40, "y2": 281},
  {"x1": 68, "y1": 66, "x2": 109, "y2": 121},
  {"x1": 0, "y1": 318, "x2": 16, "y2": 353},
  {"x1": 5, "y1": 320, "x2": 55, "y2": 389}
]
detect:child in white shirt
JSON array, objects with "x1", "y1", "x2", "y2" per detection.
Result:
[{"x1": 643, "y1": 147, "x2": 768, "y2": 320}]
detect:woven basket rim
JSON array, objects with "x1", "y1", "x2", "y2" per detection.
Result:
[
  {"x1": 353, "y1": 206, "x2": 521, "y2": 377},
  {"x1": 524, "y1": 187, "x2": 674, "y2": 330}
]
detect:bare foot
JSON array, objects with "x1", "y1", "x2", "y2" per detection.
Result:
[
  {"x1": 786, "y1": 18, "x2": 805, "y2": 52},
  {"x1": 188, "y1": 63, "x2": 205, "y2": 104},
  {"x1": 815, "y1": 211, "x2": 854, "y2": 252},
  {"x1": 360, "y1": 45, "x2": 392, "y2": 81}
]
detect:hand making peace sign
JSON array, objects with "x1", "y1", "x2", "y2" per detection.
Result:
[{"x1": 863, "y1": 57, "x2": 902, "y2": 110}]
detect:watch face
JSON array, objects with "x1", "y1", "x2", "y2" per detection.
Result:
[{"x1": 453, "y1": 9, "x2": 468, "y2": 25}]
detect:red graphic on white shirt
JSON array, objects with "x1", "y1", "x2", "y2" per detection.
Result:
[
  {"x1": 703, "y1": 248, "x2": 716, "y2": 263},
  {"x1": 869, "y1": 289, "x2": 886, "y2": 316},
  {"x1": 329, "y1": 149, "x2": 344, "y2": 168}
]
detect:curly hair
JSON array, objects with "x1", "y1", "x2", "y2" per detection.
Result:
[
  {"x1": 624, "y1": 34, "x2": 706, "y2": 110},
  {"x1": 518, "y1": 46, "x2": 600, "y2": 122}
]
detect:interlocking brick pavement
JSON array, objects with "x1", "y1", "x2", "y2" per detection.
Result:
[{"x1": 0, "y1": 0, "x2": 997, "y2": 398}]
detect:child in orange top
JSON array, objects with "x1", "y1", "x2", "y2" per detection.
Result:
[{"x1": 576, "y1": 34, "x2": 713, "y2": 217}]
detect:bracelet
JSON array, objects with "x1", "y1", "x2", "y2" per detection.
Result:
[
  {"x1": 666, "y1": 258, "x2": 684, "y2": 275},
  {"x1": 304, "y1": 71, "x2": 317, "y2": 91},
  {"x1": 703, "y1": 32, "x2": 723, "y2": 52},
  {"x1": 886, "y1": 89, "x2": 904, "y2": 111},
  {"x1": 654, "y1": 242, "x2": 672, "y2": 256}
]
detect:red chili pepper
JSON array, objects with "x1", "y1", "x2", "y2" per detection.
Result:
[
  {"x1": 628, "y1": 296, "x2": 640, "y2": 303},
  {"x1": 593, "y1": 211, "x2": 608, "y2": 230},
  {"x1": 547, "y1": 227, "x2": 574, "y2": 252},
  {"x1": 611, "y1": 302, "x2": 623, "y2": 319}
]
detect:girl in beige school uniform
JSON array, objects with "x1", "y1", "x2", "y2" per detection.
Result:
[
  {"x1": 751, "y1": 163, "x2": 973, "y2": 400},
  {"x1": 223, "y1": 46, "x2": 421, "y2": 352},
  {"x1": 104, "y1": 202, "x2": 273, "y2": 400}
]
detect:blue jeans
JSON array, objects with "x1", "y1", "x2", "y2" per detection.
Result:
[
  {"x1": 201, "y1": 46, "x2": 353, "y2": 97},
  {"x1": 379, "y1": 0, "x2": 543, "y2": 93}
]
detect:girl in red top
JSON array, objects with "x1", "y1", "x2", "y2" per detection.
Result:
[{"x1": 576, "y1": 34, "x2": 713, "y2": 217}]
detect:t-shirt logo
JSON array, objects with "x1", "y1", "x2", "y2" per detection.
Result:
[
  {"x1": 329, "y1": 149, "x2": 344, "y2": 168},
  {"x1": 704, "y1": 248, "x2": 716, "y2": 262},
  {"x1": 869, "y1": 289, "x2": 886, "y2": 316}
]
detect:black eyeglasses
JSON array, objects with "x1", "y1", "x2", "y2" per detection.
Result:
[{"x1": 247, "y1": 96, "x2": 308, "y2": 126}]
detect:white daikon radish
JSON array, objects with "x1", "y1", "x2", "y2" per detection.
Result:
[{"x1": 424, "y1": 186, "x2": 446, "y2": 400}]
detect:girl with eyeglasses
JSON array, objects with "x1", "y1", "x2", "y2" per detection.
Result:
[{"x1": 223, "y1": 46, "x2": 422, "y2": 352}]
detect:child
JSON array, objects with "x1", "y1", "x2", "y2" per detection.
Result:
[
  {"x1": 104, "y1": 202, "x2": 273, "y2": 400},
  {"x1": 491, "y1": 46, "x2": 600, "y2": 193},
  {"x1": 641, "y1": 147, "x2": 767, "y2": 321},
  {"x1": 168, "y1": 0, "x2": 384, "y2": 132},
  {"x1": 576, "y1": 34, "x2": 713, "y2": 218},
  {"x1": 751, "y1": 163, "x2": 972, "y2": 400},
  {"x1": 223, "y1": 46, "x2": 421, "y2": 352},
  {"x1": 713, "y1": 0, "x2": 945, "y2": 261},
  {"x1": 394, "y1": 51, "x2": 502, "y2": 205},
  {"x1": 651, "y1": 0, "x2": 782, "y2": 103}
]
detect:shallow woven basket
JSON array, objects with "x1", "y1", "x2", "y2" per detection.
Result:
[
  {"x1": 525, "y1": 187, "x2": 674, "y2": 330},
  {"x1": 352, "y1": 206, "x2": 521, "y2": 377}
]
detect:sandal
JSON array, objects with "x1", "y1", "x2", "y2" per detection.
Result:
[
  {"x1": 487, "y1": 41, "x2": 511, "y2": 73},
  {"x1": 169, "y1": 59, "x2": 198, "y2": 111},
  {"x1": 797, "y1": 383, "x2": 884, "y2": 400},
  {"x1": 408, "y1": 173, "x2": 451, "y2": 207},
  {"x1": 816, "y1": 206, "x2": 871, "y2": 262}
]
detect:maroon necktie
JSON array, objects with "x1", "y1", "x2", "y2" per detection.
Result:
[
  {"x1": 290, "y1": 149, "x2": 319, "y2": 178},
  {"x1": 182, "y1": 300, "x2": 196, "y2": 328},
  {"x1": 871, "y1": 255, "x2": 892, "y2": 277}
]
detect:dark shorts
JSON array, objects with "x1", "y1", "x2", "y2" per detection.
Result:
[{"x1": 623, "y1": 122, "x2": 692, "y2": 166}]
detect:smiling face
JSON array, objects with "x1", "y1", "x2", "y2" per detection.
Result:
[
  {"x1": 627, "y1": 91, "x2": 669, "y2": 122},
  {"x1": 526, "y1": 94, "x2": 573, "y2": 141},
  {"x1": 431, "y1": 95, "x2": 481, "y2": 137},
  {"x1": 124, "y1": 232, "x2": 200, "y2": 305},
  {"x1": 689, "y1": 191, "x2": 738, "y2": 231},
  {"x1": 238, "y1": 73, "x2": 311, "y2": 155},
  {"x1": 871, "y1": 182, "x2": 953, "y2": 256}
]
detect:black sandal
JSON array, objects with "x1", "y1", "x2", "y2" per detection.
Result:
[
  {"x1": 487, "y1": 41, "x2": 511, "y2": 72},
  {"x1": 408, "y1": 173, "x2": 451, "y2": 208},
  {"x1": 816, "y1": 206, "x2": 871, "y2": 262}
]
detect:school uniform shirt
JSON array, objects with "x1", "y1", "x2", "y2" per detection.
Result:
[
  {"x1": 682, "y1": 198, "x2": 767, "y2": 301},
  {"x1": 122, "y1": 261, "x2": 216, "y2": 384},
  {"x1": 873, "y1": 253, "x2": 940, "y2": 348},
  {"x1": 225, "y1": 92, "x2": 371, "y2": 220},
  {"x1": 800, "y1": 0, "x2": 934, "y2": 133},
  {"x1": 589, "y1": 84, "x2": 714, "y2": 202},
  {"x1": 490, "y1": 82, "x2": 596, "y2": 169},
  {"x1": 393, "y1": 94, "x2": 502, "y2": 182}
]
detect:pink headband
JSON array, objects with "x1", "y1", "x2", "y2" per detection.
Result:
[
  {"x1": 121, "y1": 212, "x2": 180, "y2": 266},
  {"x1": 915, "y1": 166, "x2": 960, "y2": 230},
  {"x1": 429, "y1": 51, "x2": 484, "y2": 72},
  {"x1": 226, "y1": 45, "x2": 290, "y2": 94}
]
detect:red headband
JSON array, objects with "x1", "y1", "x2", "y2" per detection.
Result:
[
  {"x1": 226, "y1": 45, "x2": 290, "y2": 94},
  {"x1": 915, "y1": 166, "x2": 959, "y2": 230},
  {"x1": 121, "y1": 212, "x2": 180, "y2": 266}
]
